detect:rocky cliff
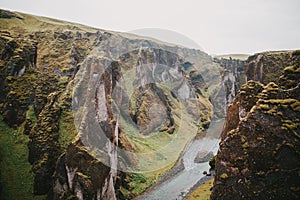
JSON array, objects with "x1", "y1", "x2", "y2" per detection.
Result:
[
  {"x1": 244, "y1": 51, "x2": 297, "y2": 84},
  {"x1": 0, "y1": 9, "x2": 224, "y2": 200},
  {"x1": 212, "y1": 57, "x2": 246, "y2": 118},
  {"x1": 211, "y1": 50, "x2": 300, "y2": 199}
]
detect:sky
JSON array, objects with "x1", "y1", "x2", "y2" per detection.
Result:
[{"x1": 1, "y1": 0, "x2": 300, "y2": 55}]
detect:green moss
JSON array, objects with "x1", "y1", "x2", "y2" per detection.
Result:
[
  {"x1": 26, "y1": 105, "x2": 37, "y2": 124},
  {"x1": 281, "y1": 119, "x2": 300, "y2": 131},
  {"x1": 290, "y1": 187, "x2": 300, "y2": 192},
  {"x1": 284, "y1": 66, "x2": 300, "y2": 73},
  {"x1": 259, "y1": 99, "x2": 300, "y2": 117},
  {"x1": 58, "y1": 111, "x2": 77, "y2": 150},
  {"x1": 0, "y1": 116, "x2": 45, "y2": 200},
  {"x1": 258, "y1": 104, "x2": 269, "y2": 110},
  {"x1": 267, "y1": 99, "x2": 297, "y2": 105},
  {"x1": 256, "y1": 137, "x2": 264, "y2": 141},
  {"x1": 291, "y1": 101, "x2": 300, "y2": 112}
]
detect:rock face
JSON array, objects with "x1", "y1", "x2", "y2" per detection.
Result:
[
  {"x1": 194, "y1": 151, "x2": 214, "y2": 163},
  {"x1": 211, "y1": 51, "x2": 300, "y2": 199},
  {"x1": 28, "y1": 92, "x2": 61, "y2": 195},
  {"x1": 51, "y1": 140, "x2": 112, "y2": 200},
  {"x1": 0, "y1": 31, "x2": 37, "y2": 127},
  {"x1": 212, "y1": 57, "x2": 246, "y2": 118},
  {"x1": 244, "y1": 51, "x2": 297, "y2": 84}
]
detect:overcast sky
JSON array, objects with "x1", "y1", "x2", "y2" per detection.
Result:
[{"x1": 1, "y1": 0, "x2": 299, "y2": 55}]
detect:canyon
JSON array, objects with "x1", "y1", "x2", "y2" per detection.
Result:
[{"x1": 0, "y1": 9, "x2": 299, "y2": 200}]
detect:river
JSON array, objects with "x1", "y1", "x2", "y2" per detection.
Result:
[{"x1": 137, "y1": 120, "x2": 223, "y2": 200}]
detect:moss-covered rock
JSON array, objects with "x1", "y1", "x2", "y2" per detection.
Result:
[
  {"x1": 211, "y1": 59, "x2": 300, "y2": 199},
  {"x1": 51, "y1": 139, "x2": 112, "y2": 200},
  {"x1": 28, "y1": 92, "x2": 61, "y2": 195},
  {"x1": 244, "y1": 50, "x2": 299, "y2": 85}
]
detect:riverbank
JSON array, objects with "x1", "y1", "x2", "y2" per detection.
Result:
[
  {"x1": 185, "y1": 177, "x2": 214, "y2": 200},
  {"x1": 135, "y1": 119, "x2": 223, "y2": 199}
]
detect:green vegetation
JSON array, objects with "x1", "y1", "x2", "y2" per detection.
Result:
[
  {"x1": 130, "y1": 173, "x2": 153, "y2": 194},
  {"x1": 58, "y1": 110, "x2": 77, "y2": 150},
  {"x1": 122, "y1": 108, "x2": 198, "y2": 172},
  {"x1": 26, "y1": 105, "x2": 37, "y2": 124},
  {"x1": 0, "y1": 116, "x2": 44, "y2": 200},
  {"x1": 127, "y1": 163, "x2": 174, "y2": 197},
  {"x1": 0, "y1": 9, "x2": 99, "y2": 34}
]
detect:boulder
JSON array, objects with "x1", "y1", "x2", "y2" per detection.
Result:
[{"x1": 194, "y1": 151, "x2": 214, "y2": 163}]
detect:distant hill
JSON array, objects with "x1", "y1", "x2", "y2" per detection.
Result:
[{"x1": 213, "y1": 54, "x2": 250, "y2": 60}]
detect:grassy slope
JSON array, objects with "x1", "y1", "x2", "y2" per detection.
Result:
[
  {"x1": 0, "y1": 116, "x2": 44, "y2": 200},
  {"x1": 1, "y1": 9, "x2": 181, "y2": 49},
  {"x1": 0, "y1": 10, "x2": 98, "y2": 33},
  {"x1": 58, "y1": 110, "x2": 77, "y2": 150}
]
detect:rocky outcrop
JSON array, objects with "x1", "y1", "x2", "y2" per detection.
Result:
[
  {"x1": 51, "y1": 140, "x2": 112, "y2": 200},
  {"x1": 211, "y1": 52, "x2": 300, "y2": 199},
  {"x1": 0, "y1": 31, "x2": 37, "y2": 127},
  {"x1": 28, "y1": 92, "x2": 61, "y2": 195},
  {"x1": 194, "y1": 151, "x2": 214, "y2": 163},
  {"x1": 244, "y1": 51, "x2": 298, "y2": 84}
]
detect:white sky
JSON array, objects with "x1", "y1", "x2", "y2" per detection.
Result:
[{"x1": 1, "y1": 0, "x2": 300, "y2": 55}]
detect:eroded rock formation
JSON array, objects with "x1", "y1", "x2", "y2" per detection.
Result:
[
  {"x1": 211, "y1": 51, "x2": 300, "y2": 199},
  {"x1": 212, "y1": 57, "x2": 246, "y2": 118}
]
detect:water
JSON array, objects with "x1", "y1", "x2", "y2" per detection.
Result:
[
  {"x1": 137, "y1": 121, "x2": 223, "y2": 200},
  {"x1": 138, "y1": 138, "x2": 219, "y2": 200}
]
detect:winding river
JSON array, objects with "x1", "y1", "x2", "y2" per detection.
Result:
[{"x1": 137, "y1": 120, "x2": 223, "y2": 200}]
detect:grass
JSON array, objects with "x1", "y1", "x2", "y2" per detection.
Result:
[
  {"x1": 121, "y1": 104, "x2": 198, "y2": 172},
  {"x1": 130, "y1": 173, "x2": 154, "y2": 194},
  {"x1": 26, "y1": 105, "x2": 37, "y2": 124},
  {"x1": 0, "y1": 116, "x2": 45, "y2": 200},
  {"x1": 186, "y1": 178, "x2": 214, "y2": 200},
  {"x1": 0, "y1": 9, "x2": 99, "y2": 34},
  {"x1": 129, "y1": 163, "x2": 175, "y2": 197},
  {"x1": 58, "y1": 110, "x2": 77, "y2": 150}
]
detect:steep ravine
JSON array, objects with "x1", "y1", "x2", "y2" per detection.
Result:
[
  {"x1": 1, "y1": 9, "x2": 299, "y2": 200},
  {"x1": 0, "y1": 9, "x2": 225, "y2": 200}
]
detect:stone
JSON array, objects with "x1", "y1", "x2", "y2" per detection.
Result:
[{"x1": 194, "y1": 151, "x2": 214, "y2": 163}]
